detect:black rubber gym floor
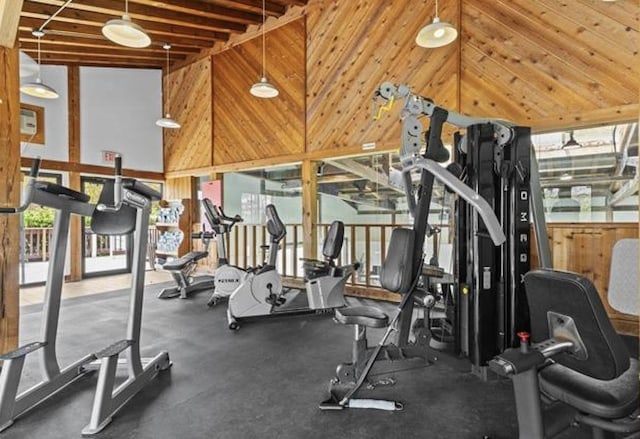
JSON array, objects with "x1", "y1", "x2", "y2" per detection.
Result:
[{"x1": 7, "y1": 284, "x2": 636, "y2": 439}]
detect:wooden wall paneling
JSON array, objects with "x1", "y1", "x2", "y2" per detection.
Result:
[
  {"x1": 163, "y1": 57, "x2": 213, "y2": 173},
  {"x1": 0, "y1": 42, "x2": 21, "y2": 354},
  {"x1": 213, "y1": 18, "x2": 305, "y2": 166},
  {"x1": 534, "y1": 223, "x2": 639, "y2": 335},
  {"x1": 164, "y1": 176, "x2": 196, "y2": 200},
  {"x1": 460, "y1": 0, "x2": 639, "y2": 130},
  {"x1": 306, "y1": 0, "x2": 460, "y2": 156}
]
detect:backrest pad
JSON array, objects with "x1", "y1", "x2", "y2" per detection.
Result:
[
  {"x1": 322, "y1": 221, "x2": 344, "y2": 261},
  {"x1": 524, "y1": 269, "x2": 630, "y2": 380},
  {"x1": 380, "y1": 228, "x2": 415, "y2": 294},
  {"x1": 265, "y1": 204, "x2": 286, "y2": 243},
  {"x1": 91, "y1": 179, "x2": 137, "y2": 235},
  {"x1": 201, "y1": 198, "x2": 220, "y2": 227}
]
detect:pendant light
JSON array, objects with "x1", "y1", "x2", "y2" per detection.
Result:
[
  {"x1": 250, "y1": 0, "x2": 278, "y2": 98},
  {"x1": 416, "y1": 0, "x2": 458, "y2": 48},
  {"x1": 156, "y1": 44, "x2": 181, "y2": 129},
  {"x1": 20, "y1": 30, "x2": 59, "y2": 99},
  {"x1": 561, "y1": 131, "x2": 582, "y2": 150},
  {"x1": 102, "y1": 0, "x2": 151, "y2": 48}
]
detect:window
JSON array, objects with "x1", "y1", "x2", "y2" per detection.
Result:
[{"x1": 533, "y1": 123, "x2": 638, "y2": 222}]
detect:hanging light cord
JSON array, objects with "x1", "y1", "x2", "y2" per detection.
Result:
[
  {"x1": 261, "y1": 0, "x2": 266, "y2": 78},
  {"x1": 165, "y1": 44, "x2": 171, "y2": 112},
  {"x1": 38, "y1": 0, "x2": 74, "y2": 33},
  {"x1": 435, "y1": 0, "x2": 439, "y2": 17},
  {"x1": 36, "y1": 34, "x2": 42, "y2": 68}
]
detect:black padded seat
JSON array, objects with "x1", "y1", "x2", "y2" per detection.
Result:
[
  {"x1": 162, "y1": 251, "x2": 209, "y2": 271},
  {"x1": 539, "y1": 358, "x2": 639, "y2": 419},
  {"x1": 335, "y1": 306, "x2": 388, "y2": 328}
]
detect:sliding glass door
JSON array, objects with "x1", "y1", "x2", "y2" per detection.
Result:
[
  {"x1": 81, "y1": 176, "x2": 131, "y2": 277},
  {"x1": 19, "y1": 172, "x2": 62, "y2": 285}
]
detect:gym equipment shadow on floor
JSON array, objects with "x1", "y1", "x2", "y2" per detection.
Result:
[{"x1": 7, "y1": 283, "x2": 624, "y2": 439}]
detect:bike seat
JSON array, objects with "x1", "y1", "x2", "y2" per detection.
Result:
[
  {"x1": 335, "y1": 306, "x2": 388, "y2": 328},
  {"x1": 162, "y1": 251, "x2": 209, "y2": 271}
]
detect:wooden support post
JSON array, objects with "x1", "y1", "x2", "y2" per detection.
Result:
[
  {"x1": 0, "y1": 0, "x2": 23, "y2": 48},
  {"x1": 0, "y1": 41, "x2": 22, "y2": 354},
  {"x1": 301, "y1": 160, "x2": 317, "y2": 259},
  {"x1": 68, "y1": 66, "x2": 82, "y2": 282}
]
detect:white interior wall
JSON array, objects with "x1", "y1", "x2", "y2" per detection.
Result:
[
  {"x1": 20, "y1": 65, "x2": 69, "y2": 161},
  {"x1": 79, "y1": 67, "x2": 163, "y2": 172}
]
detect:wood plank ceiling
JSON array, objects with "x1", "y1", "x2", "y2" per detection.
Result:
[{"x1": 18, "y1": 0, "x2": 307, "y2": 69}]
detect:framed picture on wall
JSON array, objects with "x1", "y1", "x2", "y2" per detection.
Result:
[{"x1": 19, "y1": 103, "x2": 45, "y2": 145}]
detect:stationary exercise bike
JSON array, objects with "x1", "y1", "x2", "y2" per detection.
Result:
[
  {"x1": 201, "y1": 199, "x2": 250, "y2": 307},
  {"x1": 206, "y1": 202, "x2": 358, "y2": 330}
]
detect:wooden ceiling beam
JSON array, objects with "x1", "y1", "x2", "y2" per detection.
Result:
[
  {"x1": 33, "y1": 55, "x2": 165, "y2": 68},
  {"x1": 19, "y1": 17, "x2": 220, "y2": 47},
  {"x1": 0, "y1": 0, "x2": 24, "y2": 47},
  {"x1": 18, "y1": 29, "x2": 201, "y2": 54},
  {"x1": 24, "y1": 0, "x2": 248, "y2": 33},
  {"x1": 22, "y1": 48, "x2": 169, "y2": 63},
  {"x1": 130, "y1": 0, "x2": 263, "y2": 25},
  {"x1": 20, "y1": 8, "x2": 229, "y2": 41},
  {"x1": 20, "y1": 41, "x2": 188, "y2": 61},
  {"x1": 204, "y1": 0, "x2": 286, "y2": 16}
]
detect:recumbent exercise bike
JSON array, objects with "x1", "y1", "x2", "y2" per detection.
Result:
[{"x1": 204, "y1": 201, "x2": 358, "y2": 330}]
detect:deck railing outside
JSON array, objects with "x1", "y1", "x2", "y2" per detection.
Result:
[
  {"x1": 22, "y1": 224, "x2": 452, "y2": 287},
  {"x1": 22, "y1": 227, "x2": 159, "y2": 261},
  {"x1": 224, "y1": 223, "x2": 452, "y2": 287}
]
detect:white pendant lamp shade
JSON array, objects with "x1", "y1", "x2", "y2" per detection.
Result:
[
  {"x1": 156, "y1": 114, "x2": 181, "y2": 129},
  {"x1": 250, "y1": 77, "x2": 279, "y2": 98},
  {"x1": 156, "y1": 44, "x2": 180, "y2": 129},
  {"x1": 102, "y1": 14, "x2": 151, "y2": 48},
  {"x1": 416, "y1": 17, "x2": 458, "y2": 48},
  {"x1": 416, "y1": 0, "x2": 458, "y2": 48},
  {"x1": 250, "y1": 0, "x2": 278, "y2": 98},
  {"x1": 20, "y1": 77, "x2": 59, "y2": 99},
  {"x1": 20, "y1": 31, "x2": 59, "y2": 99},
  {"x1": 19, "y1": 51, "x2": 39, "y2": 78}
]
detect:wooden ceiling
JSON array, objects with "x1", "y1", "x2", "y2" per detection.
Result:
[{"x1": 18, "y1": 0, "x2": 307, "y2": 69}]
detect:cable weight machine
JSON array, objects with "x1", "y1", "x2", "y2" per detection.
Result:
[{"x1": 373, "y1": 82, "x2": 551, "y2": 378}]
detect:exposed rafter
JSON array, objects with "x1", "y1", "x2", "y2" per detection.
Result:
[{"x1": 18, "y1": 0, "x2": 308, "y2": 69}]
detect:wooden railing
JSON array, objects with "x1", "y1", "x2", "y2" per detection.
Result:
[
  {"x1": 22, "y1": 227, "x2": 160, "y2": 262},
  {"x1": 225, "y1": 223, "x2": 453, "y2": 288},
  {"x1": 23, "y1": 228, "x2": 54, "y2": 262}
]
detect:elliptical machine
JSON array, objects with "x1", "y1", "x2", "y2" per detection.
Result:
[{"x1": 206, "y1": 202, "x2": 358, "y2": 330}]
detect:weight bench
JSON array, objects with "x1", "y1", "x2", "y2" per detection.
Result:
[{"x1": 158, "y1": 250, "x2": 212, "y2": 299}]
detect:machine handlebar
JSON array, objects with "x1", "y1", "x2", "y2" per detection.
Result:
[
  {"x1": 0, "y1": 158, "x2": 42, "y2": 214},
  {"x1": 215, "y1": 205, "x2": 243, "y2": 226},
  {"x1": 97, "y1": 155, "x2": 123, "y2": 212}
]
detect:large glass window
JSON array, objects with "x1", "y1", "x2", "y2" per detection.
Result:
[
  {"x1": 533, "y1": 122, "x2": 638, "y2": 222},
  {"x1": 222, "y1": 164, "x2": 302, "y2": 276}
]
